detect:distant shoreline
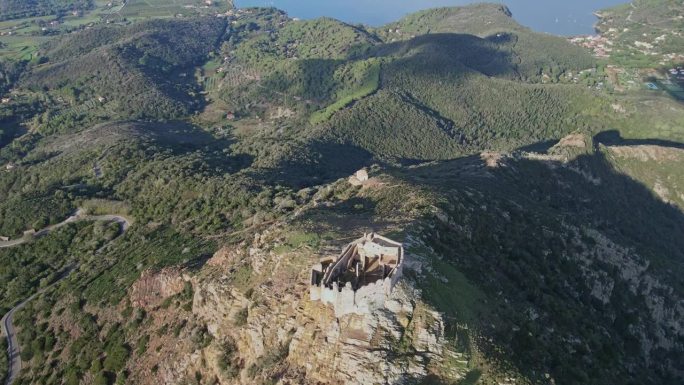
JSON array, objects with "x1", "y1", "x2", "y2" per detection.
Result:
[{"x1": 234, "y1": 0, "x2": 622, "y2": 36}]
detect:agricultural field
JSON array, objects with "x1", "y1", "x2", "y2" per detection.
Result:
[{"x1": 0, "y1": 35, "x2": 51, "y2": 60}]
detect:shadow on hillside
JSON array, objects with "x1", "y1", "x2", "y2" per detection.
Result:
[
  {"x1": 0, "y1": 120, "x2": 28, "y2": 149},
  {"x1": 386, "y1": 140, "x2": 684, "y2": 385},
  {"x1": 139, "y1": 121, "x2": 220, "y2": 147},
  {"x1": 296, "y1": 196, "x2": 398, "y2": 240},
  {"x1": 250, "y1": 141, "x2": 373, "y2": 189},
  {"x1": 368, "y1": 33, "x2": 518, "y2": 78},
  {"x1": 594, "y1": 129, "x2": 684, "y2": 150},
  {"x1": 138, "y1": 121, "x2": 255, "y2": 174}
]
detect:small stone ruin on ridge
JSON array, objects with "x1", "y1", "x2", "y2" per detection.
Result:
[{"x1": 310, "y1": 233, "x2": 404, "y2": 317}]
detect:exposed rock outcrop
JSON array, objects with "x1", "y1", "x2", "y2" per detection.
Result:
[
  {"x1": 126, "y1": 228, "x2": 462, "y2": 385},
  {"x1": 129, "y1": 268, "x2": 188, "y2": 309},
  {"x1": 289, "y1": 282, "x2": 453, "y2": 384}
]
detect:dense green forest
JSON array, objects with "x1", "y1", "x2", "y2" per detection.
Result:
[
  {"x1": 19, "y1": 17, "x2": 228, "y2": 133},
  {"x1": 381, "y1": 4, "x2": 596, "y2": 80}
]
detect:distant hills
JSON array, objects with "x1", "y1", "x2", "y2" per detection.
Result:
[{"x1": 20, "y1": 18, "x2": 228, "y2": 133}]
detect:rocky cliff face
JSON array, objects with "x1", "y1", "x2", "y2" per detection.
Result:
[
  {"x1": 130, "y1": 268, "x2": 188, "y2": 309},
  {"x1": 125, "y1": 227, "x2": 466, "y2": 385}
]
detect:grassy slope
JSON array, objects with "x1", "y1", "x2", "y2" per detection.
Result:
[{"x1": 309, "y1": 58, "x2": 380, "y2": 124}]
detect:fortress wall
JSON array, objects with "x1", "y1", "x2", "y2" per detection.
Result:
[
  {"x1": 351, "y1": 279, "x2": 388, "y2": 316},
  {"x1": 359, "y1": 242, "x2": 400, "y2": 258},
  {"x1": 310, "y1": 266, "x2": 324, "y2": 301},
  {"x1": 324, "y1": 244, "x2": 355, "y2": 283},
  {"x1": 312, "y1": 273, "x2": 404, "y2": 317},
  {"x1": 310, "y1": 285, "x2": 321, "y2": 301},
  {"x1": 334, "y1": 283, "x2": 357, "y2": 317},
  {"x1": 310, "y1": 233, "x2": 405, "y2": 317},
  {"x1": 320, "y1": 282, "x2": 339, "y2": 305},
  {"x1": 388, "y1": 262, "x2": 403, "y2": 293}
]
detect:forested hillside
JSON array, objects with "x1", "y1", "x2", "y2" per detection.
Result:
[
  {"x1": 382, "y1": 4, "x2": 596, "y2": 80},
  {"x1": 19, "y1": 18, "x2": 228, "y2": 133},
  {"x1": 1, "y1": 2, "x2": 683, "y2": 385},
  {"x1": 203, "y1": 5, "x2": 601, "y2": 162}
]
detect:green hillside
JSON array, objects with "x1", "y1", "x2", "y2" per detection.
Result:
[
  {"x1": 18, "y1": 17, "x2": 227, "y2": 133},
  {"x1": 0, "y1": 0, "x2": 93, "y2": 21},
  {"x1": 1, "y1": 2, "x2": 683, "y2": 385},
  {"x1": 381, "y1": 4, "x2": 596, "y2": 80},
  {"x1": 596, "y1": 0, "x2": 684, "y2": 67},
  {"x1": 407, "y1": 140, "x2": 684, "y2": 385}
]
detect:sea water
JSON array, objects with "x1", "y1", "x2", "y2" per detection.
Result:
[{"x1": 235, "y1": 0, "x2": 628, "y2": 36}]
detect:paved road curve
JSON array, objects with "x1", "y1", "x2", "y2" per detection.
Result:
[
  {"x1": 1, "y1": 209, "x2": 132, "y2": 249},
  {"x1": 1, "y1": 274, "x2": 70, "y2": 385},
  {"x1": 1, "y1": 211, "x2": 131, "y2": 385}
]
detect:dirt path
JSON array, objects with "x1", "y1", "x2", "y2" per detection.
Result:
[{"x1": 1, "y1": 211, "x2": 131, "y2": 385}]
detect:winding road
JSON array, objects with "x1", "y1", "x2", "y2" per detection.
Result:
[{"x1": 1, "y1": 210, "x2": 132, "y2": 385}]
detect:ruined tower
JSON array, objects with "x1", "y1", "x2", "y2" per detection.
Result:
[{"x1": 310, "y1": 233, "x2": 404, "y2": 317}]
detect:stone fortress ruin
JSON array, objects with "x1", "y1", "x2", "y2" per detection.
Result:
[{"x1": 310, "y1": 233, "x2": 404, "y2": 317}]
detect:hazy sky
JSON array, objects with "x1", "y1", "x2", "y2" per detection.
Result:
[{"x1": 235, "y1": 0, "x2": 629, "y2": 35}]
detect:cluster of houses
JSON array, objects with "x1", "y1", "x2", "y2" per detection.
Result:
[
  {"x1": 218, "y1": 7, "x2": 251, "y2": 19},
  {"x1": 39, "y1": 19, "x2": 63, "y2": 32},
  {"x1": 569, "y1": 35, "x2": 614, "y2": 58}
]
